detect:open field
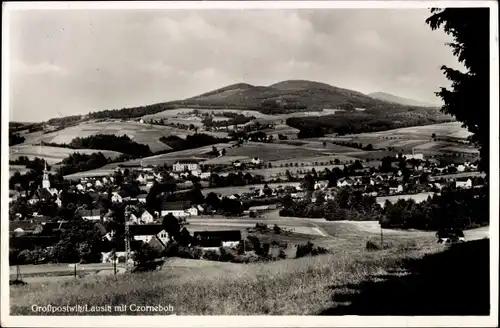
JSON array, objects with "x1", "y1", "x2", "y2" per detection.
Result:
[
  {"x1": 320, "y1": 122, "x2": 477, "y2": 155},
  {"x1": 275, "y1": 139, "x2": 363, "y2": 153},
  {"x1": 9, "y1": 212, "x2": 490, "y2": 315},
  {"x1": 199, "y1": 182, "x2": 300, "y2": 196},
  {"x1": 376, "y1": 192, "x2": 435, "y2": 207},
  {"x1": 223, "y1": 142, "x2": 333, "y2": 162},
  {"x1": 10, "y1": 144, "x2": 124, "y2": 165}
]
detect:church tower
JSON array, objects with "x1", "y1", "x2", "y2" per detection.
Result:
[{"x1": 42, "y1": 161, "x2": 50, "y2": 190}]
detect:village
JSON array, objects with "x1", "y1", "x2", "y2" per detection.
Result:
[{"x1": 8, "y1": 146, "x2": 484, "y2": 268}]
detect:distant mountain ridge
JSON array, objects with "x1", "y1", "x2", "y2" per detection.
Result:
[
  {"x1": 38, "y1": 79, "x2": 445, "y2": 123},
  {"x1": 182, "y1": 79, "x2": 411, "y2": 112},
  {"x1": 368, "y1": 92, "x2": 441, "y2": 108}
]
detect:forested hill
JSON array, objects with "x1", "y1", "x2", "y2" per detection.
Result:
[{"x1": 27, "y1": 79, "x2": 446, "y2": 124}]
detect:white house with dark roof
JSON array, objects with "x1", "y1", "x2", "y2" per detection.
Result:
[
  {"x1": 161, "y1": 201, "x2": 191, "y2": 217},
  {"x1": 140, "y1": 210, "x2": 154, "y2": 224},
  {"x1": 173, "y1": 160, "x2": 200, "y2": 172}
]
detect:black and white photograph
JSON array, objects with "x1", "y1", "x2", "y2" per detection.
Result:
[{"x1": 1, "y1": 1, "x2": 498, "y2": 327}]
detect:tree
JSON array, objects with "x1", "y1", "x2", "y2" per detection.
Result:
[
  {"x1": 205, "y1": 192, "x2": 221, "y2": 210},
  {"x1": 162, "y1": 213, "x2": 180, "y2": 241},
  {"x1": 133, "y1": 242, "x2": 158, "y2": 266},
  {"x1": 426, "y1": 8, "x2": 489, "y2": 173}
]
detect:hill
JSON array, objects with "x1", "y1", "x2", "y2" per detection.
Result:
[
  {"x1": 184, "y1": 79, "x2": 393, "y2": 112},
  {"x1": 368, "y1": 92, "x2": 440, "y2": 108}
]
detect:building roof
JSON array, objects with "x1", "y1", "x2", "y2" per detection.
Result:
[
  {"x1": 161, "y1": 201, "x2": 191, "y2": 211},
  {"x1": 36, "y1": 188, "x2": 53, "y2": 200},
  {"x1": 193, "y1": 230, "x2": 241, "y2": 242},
  {"x1": 175, "y1": 159, "x2": 200, "y2": 164},
  {"x1": 77, "y1": 209, "x2": 101, "y2": 217},
  {"x1": 9, "y1": 221, "x2": 40, "y2": 232},
  {"x1": 129, "y1": 224, "x2": 164, "y2": 236}
]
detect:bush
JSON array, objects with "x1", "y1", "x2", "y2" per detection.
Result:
[
  {"x1": 273, "y1": 224, "x2": 282, "y2": 234},
  {"x1": 365, "y1": 239, "x2": 393, "y2": 251},
  {"x1": 219, "y1": 247, "x2": 237, "y2": 262},
  {"x1": 203, "y1": 249, "x2": 220, "y2": 261},
  {"x1": 295, "y1": 242, "x2": 328, "y2": 258},
  {"x1": 177, "y1": 246, "x2": 203, "y2": 259}
]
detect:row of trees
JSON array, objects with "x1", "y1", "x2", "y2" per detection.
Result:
[
  {"x1": 9, "y1": 133, "x2": 26, "y2": 146},
  {"x1": 381, "y1": 187, "x2": 489, "y2": 230},
  {"x1": 286, "y1": 108, "x2": 454, "y2": 138},
  {"x1": 159, "y1": 133, "x2": 230, "y2": 152}
]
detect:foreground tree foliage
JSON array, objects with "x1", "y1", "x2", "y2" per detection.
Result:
[{"x1": 426, "y1": 8, "x2": 490, "y2": 173}]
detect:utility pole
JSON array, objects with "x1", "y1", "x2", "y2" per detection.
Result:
[
  {"x1": 380, "y1": 223, "x2": 384, "y2": 246},
  {"x1": 125, "y1": 205, "x2": 132, "y2": 273},
  {"x1": 74, "y1": 263, "x2": 77, "y2": 278},
  {"x1": 112, "y1": 248, "x2": 117, "y2": 275}
]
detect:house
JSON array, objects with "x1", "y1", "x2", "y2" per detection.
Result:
[
  {"x1": 251, "y1": 157, "x2": 262, "y2": 165},
  {"x1": 140, "y1": 210, "x2": 155, "y2": 224},
  {"x1": 95, "y1": 180, "x2": 103, "y2": 188},
  {"x1": 78, "y1": 209, "x2": 101, "y2": 221},
  {"x1": 101, "y1": 250, "x2": 129, "y2": 264},
  {"x1": 337, "y1": 177, "x2": 354, "y2": 187},
  {"x1": 129, "y1": 224, "x2": 169, "y2": 246},
  {"x1": 457, "y1": 164, "x2": 466, "y2": 172},
  {"x1": 403, "y1": 153, "x2": 424, "y2": 160},
  {"x1": 191, "y1": 170, "x2": 201, "y2": 177},
  {"x1": 76, "y1": 184, "x2": 85, "y2": 191},
  {"x1": 173, "y1": 160, "x2": 200, "y2": 173},
  {"x1": 111, "y1": 192, "x2": 123, "y2": 203},
  {"x1": 102, "y1": 177, "x2": 109, "y2": 184},
  {"x1": 186, "y1": 206, "x2": 199, "y2": 216},
  {"x1": 161, "y1": 201, "x2": 191, "y2": 217},
  {"x1": 200, "y1": 172, "x2": 211, "y2": 180},
  {"x1": 194, "y1": 230, "x2": 242, "y2": 248},
  {"x1": 10, "y1": 220, "x2": 42, "y2": 236},
  {"x1": 232, "y1": 160, "x2": 242, "y2": 168},
  {"x1": 136, "y1": 174, "x2": 147, "y2": 185},
  {"x1": 314, "y1": 181, "x2": 328, "y2": 190},
  {"x1": 456, "y1": 178, "x2": 472, "y2": 189},
  {"x1": 139, "y1": 118, "x2": 145, "y2": 124},
  {"x1": 389, "y1": 185, "x2": 404, "y2": 194},
  {"x1": 137, "y1": 192, "x2": 148, "y2": 203}
]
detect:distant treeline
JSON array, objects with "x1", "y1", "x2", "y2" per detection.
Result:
[
  {"x1": 47, "y1": 115, "x2": 83, "y2": 126},
  {"x1": 9, "y1": 133, "x2": 26, "y2": 146},
  {"x1": 159, "y1": 133, "x2": 230, "y2": 152},
  {"x1": 88, "y1": 103, "x2": 180, "y2": 119},
  {"x1": 58, "y1": 152, "x2": 110, "y2": 176},
  {"x1": 287, "y1": 109, "x2": 454, "y2": 138},
  {"x1": 42, "y1": 134, "x2": 152, "y2": 157}
]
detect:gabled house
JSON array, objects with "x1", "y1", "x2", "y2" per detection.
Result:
[
  {"x1": 78, "y1": 209, "x2": 102, "y2": 221},
  {"x1": 111, "y1": 192, "x2": 123, "y2": 203},
  {"x1": 314, "y1": 181, "x2": 328, "y2": 190},
  {"x1": 251, "y1": 157, "x2": 262, "y2": 165},
  {"x1": 140, "y1": 210, "x2": 155, "y2": 224},
  {"x1": 200, "y1": 172, "x2": 211, "y2": 180},
  {"x1": 232, "y1": 160, "x2": 242, "y2": 168},
  {"x1": 161, "y1": 201, "x2": 191, "y2": 217},
  {"x1": 337, "y1": 177, "x2": 354, "y2": 187},
  {"x1": 456, "y1": 178, "x2": 472, "y2": 189},
  {"x1": 129, "y1": 224, "x2": 169, "y2": 247},
  {"x1": 136, "y1": 174, "x2": 147, "y2": 185}
]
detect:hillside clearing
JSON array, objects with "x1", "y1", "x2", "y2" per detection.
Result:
[{"x1": 9, "y1": 145, "x2": 124, "y2": 164}]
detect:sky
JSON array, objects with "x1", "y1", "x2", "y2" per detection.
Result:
[{"x1": 8, "y1": 8, "x2": 462, "y2": 122}]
